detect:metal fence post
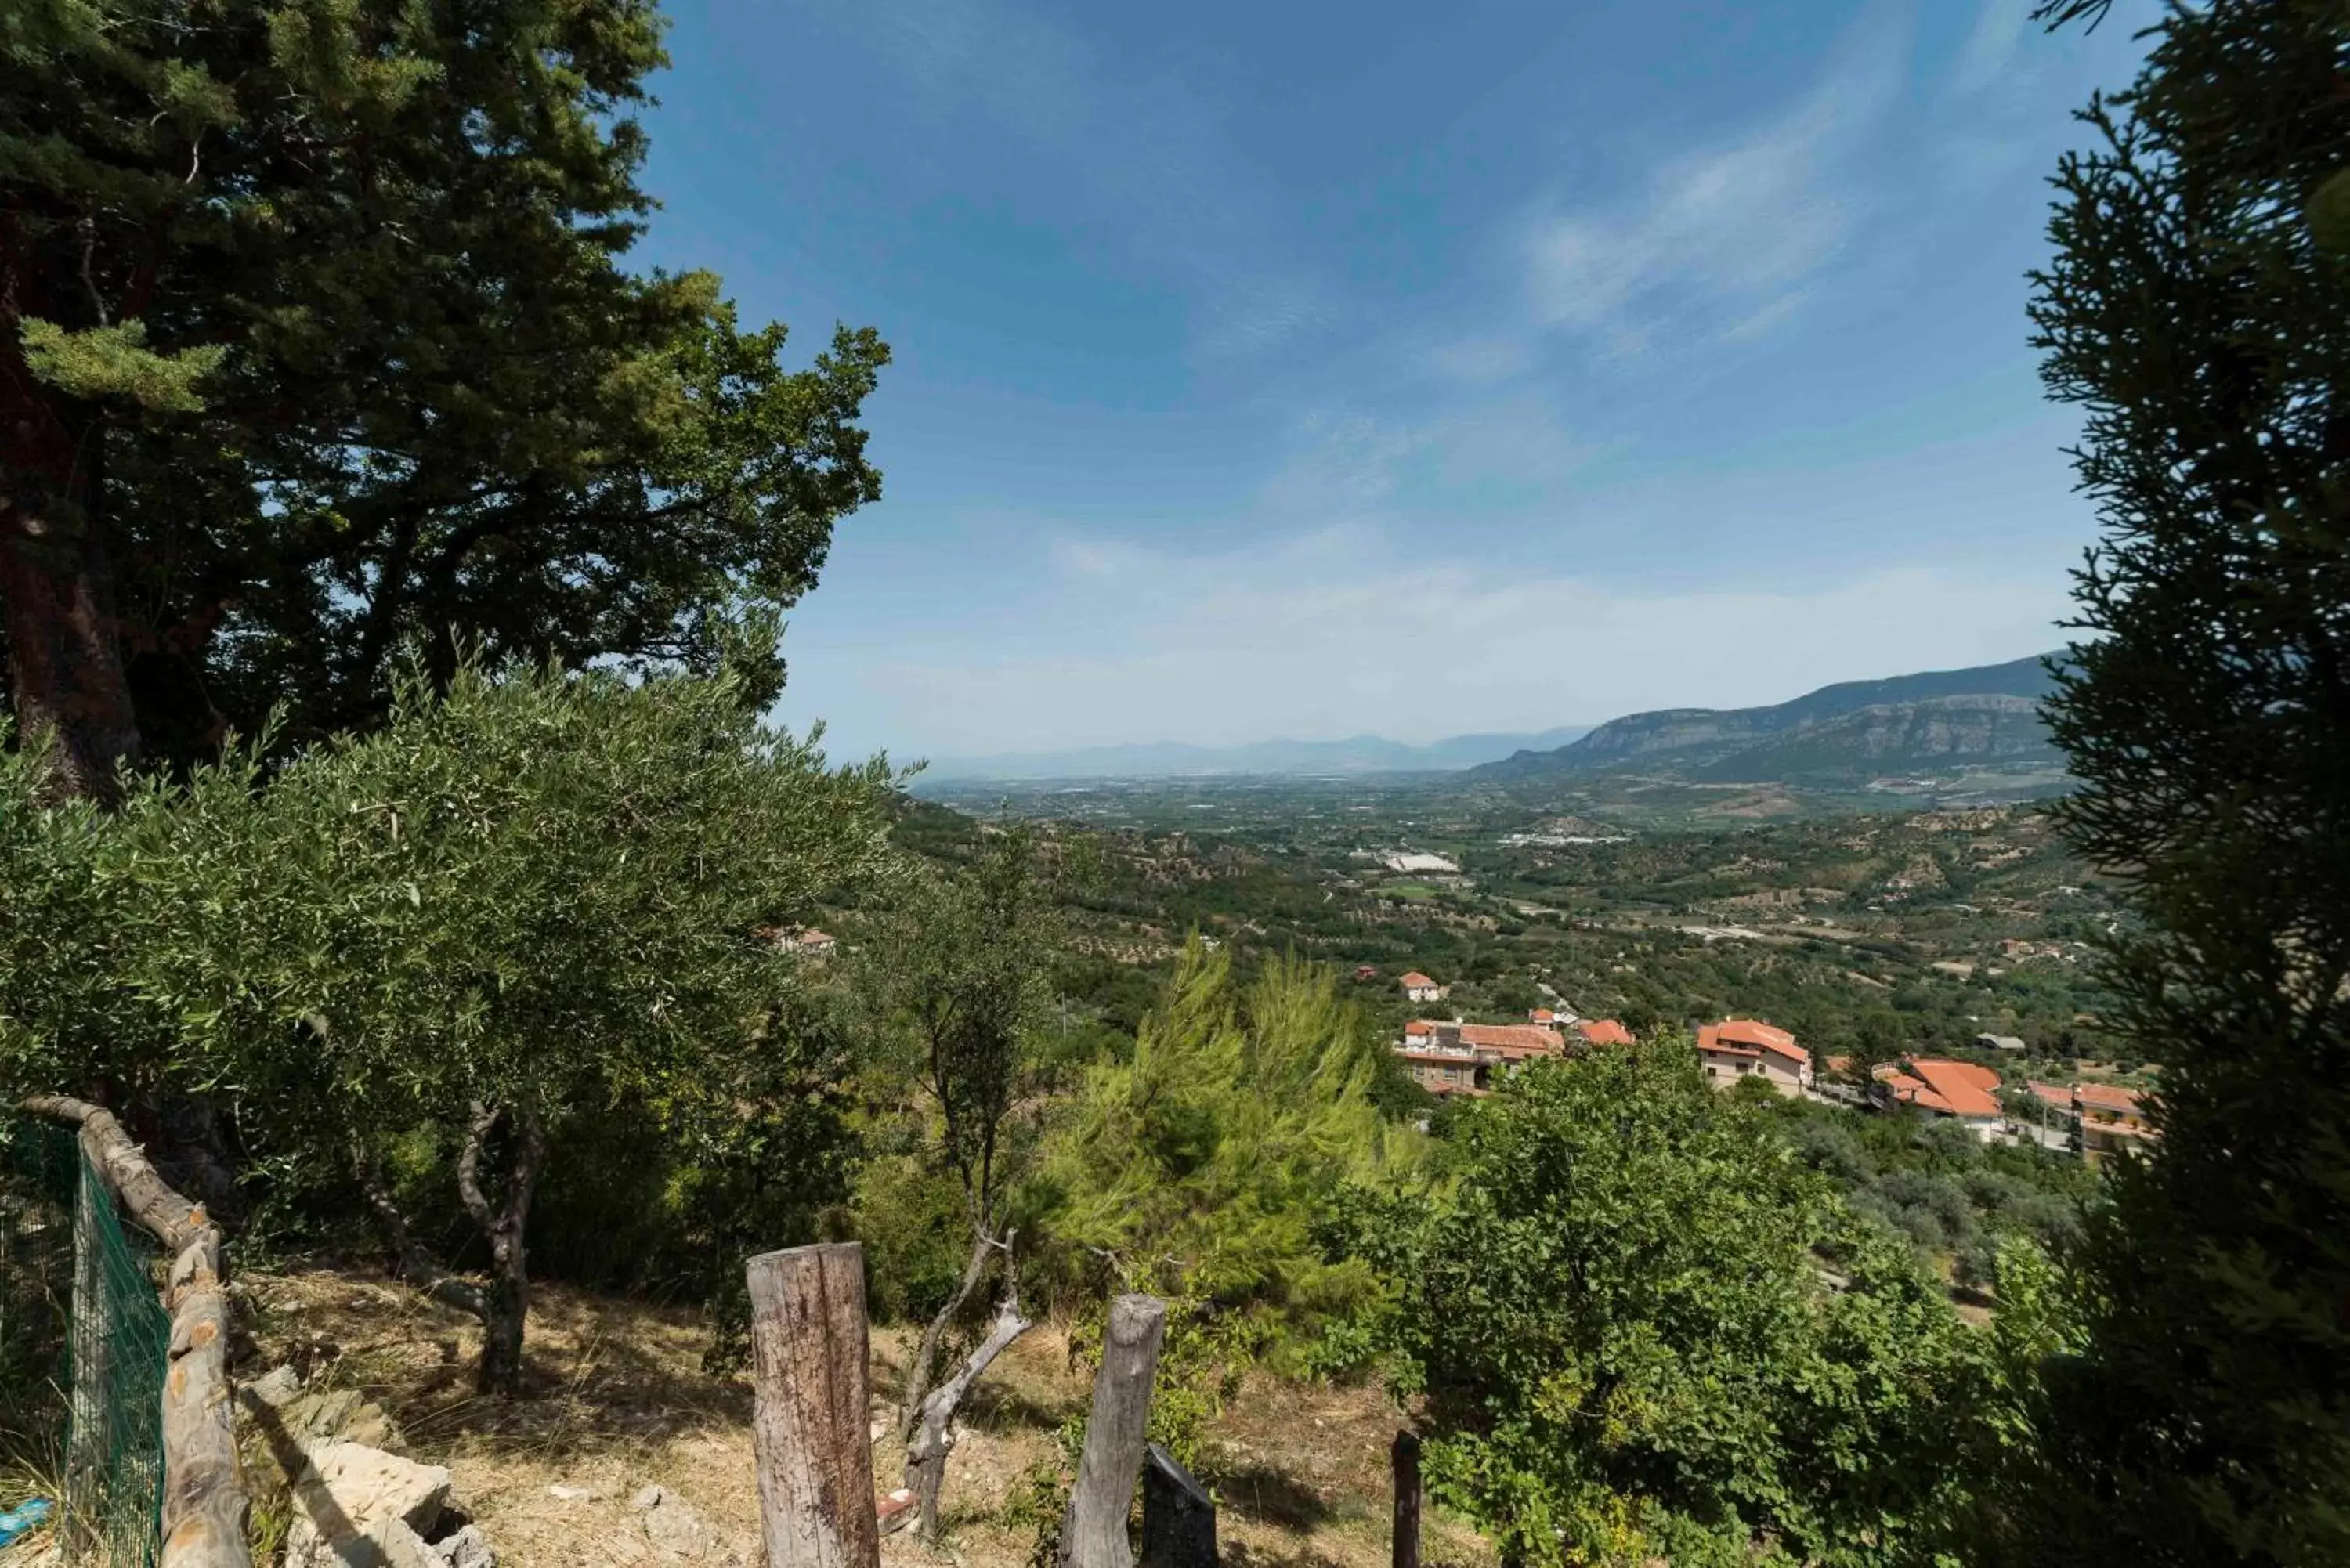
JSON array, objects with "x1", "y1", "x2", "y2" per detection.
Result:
[{"x1": 1140, "y1": 1444, "x2": 1215, "y2": 1568}]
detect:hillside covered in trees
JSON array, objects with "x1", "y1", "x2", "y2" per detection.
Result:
[{"x1": 2, "y1": 2, "x2": 2345, "y2": 1567}]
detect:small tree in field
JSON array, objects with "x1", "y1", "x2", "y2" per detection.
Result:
[
  {"x1": 861, "y1": 828, "x2": 1060, "y2": 1539},
  {"x1": 125, "y1": 660, "x2": 891, "y2": 1393}
]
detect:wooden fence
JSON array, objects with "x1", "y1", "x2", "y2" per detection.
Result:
[
  {"x1": 24, "y1": 1097, "x2": 252, "y2": 1568},
  {"x1": 745, "y1": 1243, "x2": 1430, "y2": 1568}
]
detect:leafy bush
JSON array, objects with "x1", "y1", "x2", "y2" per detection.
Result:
[{"x1": 1335, "y1": 1041, "x2": 1982, "y2": 1566}]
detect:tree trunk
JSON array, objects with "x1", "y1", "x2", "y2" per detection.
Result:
[
  {"x1": 461, "y1": 1103, "x2": 546, "y2": 1397},
  {"x1": 0, "y1": 364, "x2": 141, "y2": 799},
  {"x1": 897, "y1": 1226, "x2": 995, "y2": 1443},
  {"x1": 902, "y1": 1284, "x2": 1032, "y2": 1541}
]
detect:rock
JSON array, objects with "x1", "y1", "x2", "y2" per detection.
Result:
[
  {"x1": 430, "y1": 1523, "x2": 494, "y2": 1568},
  {"x1": 546, "y1": 1484, "x2": 597, "y2": 1502},
  {"x1": 244, "y1": 1364, "x2": 303, "y2": 1408},
  {"x1": 285, "y1": 1442, "x2": 453, "y2": 1568},
  {"x1": 631, "y1": 1484, "x2": 744, "y2": 1564}
]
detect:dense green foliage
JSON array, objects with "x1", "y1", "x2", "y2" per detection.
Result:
[
  {"x1": 2, "y1": 0, "x2": 885, "y2": 781},
  {"x1": 1042, "y1": 942, "x2": 1405, "y2": 1320},
  {"x1": 1036, "y1": 942, "x2": 1412, "y2": 1458},
  {"x1": 1999, "y1": 3, "x2": 2350, "y2": 1563},
  {"x1": 1759, "y1": 1095, "x2": 2095, "y2": 1288},
  {"x1": 1338, "y1": 1045, "x2": 1983, "y2": 1568},
  {"x1": 0, "y1": 659, "x2": 892, "y2": 1389}
]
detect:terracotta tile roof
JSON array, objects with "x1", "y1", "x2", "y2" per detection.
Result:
[
  {"x1": 1890, "y1": 1057, "x2": 2003, "y2": 1119},
  {"x1": 1528, "y1": 1008, "x2": 1556, "y2": 1024},
  {"x1": 1399, "y1": 971, "x2": 1437, "y2": 988},
  {"x1": 1459, "y1": 1023, "x2": 1566, "y2": 1055},
  {"x1": 1700, "y1": 1039, "x2": 1764, "y2": 1060},
  {"x1": 2026, "y1": 1079, "x2": 2075, "y2": 1110},
  {"x1": 1697, "y1": 1019, "x2": 1808, "y2": 1068},
  {"x1": 2073, "y1": 1082, "x2": 2147, "y2": 1115},
  {"x1": 1702, "y1": 1018, "x2": 1808, "y2": 1066},
  {"x1": 1402, "y1": 1020, "x2": 1564, "y2": 1056},
  {"x1": 1574, "y1": 1019, "x2": 1634, "y2": 1046}
]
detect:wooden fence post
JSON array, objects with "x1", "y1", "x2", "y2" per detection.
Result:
[
  {"x1": 746, "y1": 1243, "x2": 880, "y2": 1568},
  {"x1": 1058, "y1": 1294, "x2": 1167, "y2": 1568},
  {"x1": 1140, "y1": 1443, "x2": 1216, "y2": 1568},
  {"x1": 1391, "y1": 1429, "x2": 1421, "y2": 1568}
]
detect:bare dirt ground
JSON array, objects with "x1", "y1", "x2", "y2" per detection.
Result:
[{"x1": 237, "y1": 1266, "x2": 1495, "y2": 1568}]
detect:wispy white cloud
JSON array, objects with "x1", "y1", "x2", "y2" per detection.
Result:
[
  {"x1": 1520, "y1": 6, "x2": 1912, "y2": 358},
  {"x1": 1250, "y1": 393, "x2": 1593, "y2": 526},
  {"x1": 1950, "y1": 0, "x2": 2037, "y2": 96}
]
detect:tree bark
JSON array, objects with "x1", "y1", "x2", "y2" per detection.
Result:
[
  {"x1": 350, "y1": 1102, "x2": 544, "y2": 1393},
  {"x1": 1059, "y1": 1295, "x2": 1168, "y2": 1568},
  {"x1": 901, "y1": 1282, "x2": 1032, "y2": 1541},
  {"x1": 353, "y1": 1149, "x2": 488, "y2": 1319},
  {"x1": 459, "y1": 1102, "x2": 545, "y2": 1396},
  {"x1": 0, "y1": 363, "x2": 141, "y2": 800},
  {"x1": 896, "y1": 1225, "x2": 996, "y2": 1443},
  {"x1": 161, "y1": 1229, "x2": 253, "y2": 1568}
]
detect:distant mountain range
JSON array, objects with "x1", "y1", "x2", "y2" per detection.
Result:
[
  {"x1": 1469, "y1": 654, "x2": 2064, "y2": 783},
  {"x1": 916, "y1": 727, "x2": 1594, "y2": 783},
  {"x1": 914, "y1": 653, "x2": 2066, "y2": 789}
]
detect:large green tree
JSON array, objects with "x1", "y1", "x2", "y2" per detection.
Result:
[
  {"x1": 1340, "y1": 1044, "x2": 1981, "y2": 1568},
  {"x1": 2, "y1": 0, "x2": 885, "y2": 794},
  {"x1": 1990, "y1": 4, "x2": 2350, "y2": 1563},
  {"x1": 101, "y1": 659, "x2": 891, "y2": 1393}
]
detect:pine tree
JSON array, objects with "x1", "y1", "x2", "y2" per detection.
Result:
[
  {"x1": 2, "y1": 0, "x2": 886, "y2": 791},
  {"x1": 2008, "y1": 4, "x2": 2350, "y2": 1563}
]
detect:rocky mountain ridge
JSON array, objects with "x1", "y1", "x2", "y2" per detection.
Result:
[{"x1": 1473, "y1": 654, "x2": 2063, "y2": 783}]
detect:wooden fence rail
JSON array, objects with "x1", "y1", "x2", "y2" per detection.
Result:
[{"x1": 24, "y1": 1096, "x2": 252, "y2": 1568}]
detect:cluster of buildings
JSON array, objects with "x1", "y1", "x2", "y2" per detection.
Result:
[
  {"x1": 1386, "y1": 968, "x2": 1638, "y2": 1097},
  {"x1": 1376, "y1": 967, "x2": 2155, "y2": 1165}
]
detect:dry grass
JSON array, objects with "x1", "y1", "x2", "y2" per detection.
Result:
[{"x1": 237, "y1": 1266, "x2": 1494, "y2": 1568}]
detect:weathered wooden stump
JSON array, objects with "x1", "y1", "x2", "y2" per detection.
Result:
[
  {"x1": 1058, "y1": 1293, "x2": 1168, "y2": 1568},
  {"x1": 746, "y1": 1243, "x2": 880, "y2": 1568}
]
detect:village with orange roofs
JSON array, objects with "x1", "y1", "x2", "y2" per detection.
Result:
[{"x1": 1383, "y1": 966, "x2": 2151, "y2": 1166}]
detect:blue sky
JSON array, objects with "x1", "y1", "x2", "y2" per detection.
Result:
[{"x1": 632, "y1": 0, "x2": 2157, "y2": 762}]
